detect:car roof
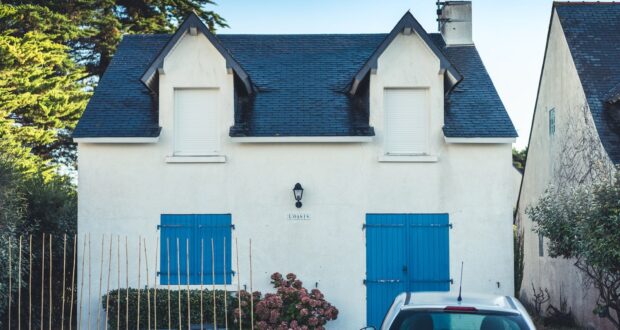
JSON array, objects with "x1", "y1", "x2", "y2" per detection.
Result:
[{"x1": 401, "y1": 292, "x2": 518, "y2": 313}]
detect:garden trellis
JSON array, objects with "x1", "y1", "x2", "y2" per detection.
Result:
[{"x1": 2, "y1": 233, "x2": 256, "y2": 330}]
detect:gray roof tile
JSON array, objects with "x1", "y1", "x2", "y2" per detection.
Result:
[
  {"x1": 74, "y1": 26, "x2": 516, "y2": 139},
  {"x1": 73, "y1": 35, "x2": 168, "y2": 138},
  {"x1": 441, "y1": 43, "x2": 517, "y2": 138},
  {"x1": 556, "y1": 3, "x2": 620, "y2": 164}
]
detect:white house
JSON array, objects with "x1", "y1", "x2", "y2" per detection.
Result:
[
  {"x1": 74, "y1": 2, "x2": 517, "y2": 328},
  {"x1": 516, "y1": 3, "x2": 620, "y2": 330}
]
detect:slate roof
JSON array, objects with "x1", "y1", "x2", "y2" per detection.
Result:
[
  {"x1": 441, "y1": 43, "x2": 517, "y2": 137},
  {"x1": 73, "y1": 35, "x2": 169, "y2": 138},
  {"x1": 220, "y1": 34, "x2": 384, "y2": 136},
  {"x1": 73, "y1": 19, "x2": 517, "y2": 139},
  {"x1": 555, "y1": 3, "x2": 620, "y2": 164}
]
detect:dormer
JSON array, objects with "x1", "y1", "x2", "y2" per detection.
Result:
[
  {"x1": 140, "y1": 13, "x2": 253, "y2": 162},
  {"x1": 350, "y1": 12, "x2": 462, "y2": 162},
  {"x1": 141, "y1": 13, "x2": 253, "y2": 95}
]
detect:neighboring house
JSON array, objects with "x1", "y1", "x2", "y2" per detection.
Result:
[
  {"x1": 512, "y1": 166, "x2": 523, "y2": 208},
  {"x1": 74, "y1": 2, "x2": 517, "y2": 328},
  {"x1": 517, "y1": 3, "x2": 620, "y2": 329}
]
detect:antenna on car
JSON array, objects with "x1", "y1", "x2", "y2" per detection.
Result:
[{"x1": 457, "y1": 261, "x2": 464, "y2": 302}]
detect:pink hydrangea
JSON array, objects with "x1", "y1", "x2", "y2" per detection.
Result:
[
  {"x1": 234, "y1": 272, "x2": 338, "y2": 329},
  {"x1": 308, "y1": 317, "x2": 319, "y2": 326}
]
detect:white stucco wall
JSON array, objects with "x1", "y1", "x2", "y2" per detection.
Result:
[
  {"x1": 517, "y1": 10, "x2": 615, "y2": 330},
  {"x1": 77, "y1": 30, "x2": 515, "y2": 329}
]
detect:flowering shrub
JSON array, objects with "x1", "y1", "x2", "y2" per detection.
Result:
[{"x1": 234, "y1": 272, "x2": 339, "y2": 330}]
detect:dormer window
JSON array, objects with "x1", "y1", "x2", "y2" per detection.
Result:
[
  {"x1": 174, "y1": 89, "x2": 220, "y2": 156},
  {"x1": 384, "y1": 88, "x2": 429, "y2": 155}
]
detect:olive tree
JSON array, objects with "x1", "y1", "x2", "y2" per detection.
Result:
[{"x1": 527, "y1": 171, "x2": 620, "y2": 328}]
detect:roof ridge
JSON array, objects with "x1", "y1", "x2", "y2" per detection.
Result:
[
  {"x1": 217, "y1": 33, "x2": 387, "y2": 36},
  {"x1": 554, "y1": 1, "x2": 619, "y2": 6},
  {"x1": 123, "y1": 33, "x2": 172, "y2": 37}
]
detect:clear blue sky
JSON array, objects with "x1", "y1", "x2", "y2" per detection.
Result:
[{"x1": 211, "y1": 0, "x2": 580, "y2": 148}]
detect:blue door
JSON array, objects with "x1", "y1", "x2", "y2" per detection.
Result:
[{"x1": 365, "y1": 214, "x2": 450, "y2": 328}]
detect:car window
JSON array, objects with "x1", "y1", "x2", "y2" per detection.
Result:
[{"x1": 390, "y1": 311, "x2": 529, "y2": 330}]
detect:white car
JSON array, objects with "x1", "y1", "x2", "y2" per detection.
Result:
[{"x1": 367, "y1": 292, "x2": 536, "y2": 330}]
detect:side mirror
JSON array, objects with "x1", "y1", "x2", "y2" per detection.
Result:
[{"x1": 360, "y1": 327, "x2": 376, "y2": 330}]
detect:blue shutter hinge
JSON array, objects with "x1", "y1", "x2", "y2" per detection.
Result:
[
  {"x1": 157, "y1": 225, "x2": 160, "y2": 230},
  {"x1": 231, "y1": 224, "x2": 235, "y2": 230},
  {"x1": 449, "y1": 223, "x2": 453, "y2": 229}
]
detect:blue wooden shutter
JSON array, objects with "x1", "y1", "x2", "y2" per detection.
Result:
[
  {"x1": 365, "y1": 214, "x2": 407, "y2": 328},
  {"x1": 160, "y1": 214, "x2": 232, "y2": 285},
  {"x1": 197, "y1": 214, "x2": 232, "y2": 284},
  {"x1": 405, "y1": 214, "x2": 450, "y2": 292}
]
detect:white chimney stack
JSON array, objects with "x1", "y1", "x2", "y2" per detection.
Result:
[{"x1": 439, "y1": 1, "x2": 473, "y2": 46}]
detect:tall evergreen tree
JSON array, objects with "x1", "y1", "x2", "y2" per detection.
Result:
[
  {"x1": 3, "y1": 0, "x2": 227, "y2": 77},
  {"x1": 0, "y1": 5, "x2": 90, "y2": 176},
  {"x1": 0, "y1": 1, "x2": 226, "y2": 172}
]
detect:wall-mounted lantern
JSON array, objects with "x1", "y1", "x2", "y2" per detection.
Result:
[{"x1": 293, "y1": 183, "x2": 304, "y2": 208}]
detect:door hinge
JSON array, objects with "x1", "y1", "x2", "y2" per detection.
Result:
[
  {"x1": 363, "y1": 223, "x2": 405, "y2": 230},
  {"x1": 364, "y1": 279, "x2": 402, "y2": 284},
  {"x1": 157, "y1": 224, "x2": 235, "y2": 230}
]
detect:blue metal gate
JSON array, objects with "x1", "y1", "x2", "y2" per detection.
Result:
[{"x1": 365, "y1": 214, "x2": 450, "y2": 328}]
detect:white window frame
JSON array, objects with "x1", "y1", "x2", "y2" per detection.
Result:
[
  {"x1": 383, "y1": 87, "x2": 431, "y2": 157},
  {"x1": 172, "y1": 88, "x2": 221, "y2": 158}
]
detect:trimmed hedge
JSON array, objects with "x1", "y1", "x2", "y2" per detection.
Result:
[{"x1": 103, "y1": 288, "x2": 238, "y2": 329}]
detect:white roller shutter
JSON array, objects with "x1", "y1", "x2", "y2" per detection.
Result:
[
  {"x1": 384, "y1": 88, "x2": 429, "y2": 155},
  {"x1": 174, "y1": 89, "x2": 220, "y2": 156}
]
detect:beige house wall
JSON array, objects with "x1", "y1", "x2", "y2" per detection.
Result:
[{"x1": 517, "y1": 10, "x2": 615, "y2": 330}]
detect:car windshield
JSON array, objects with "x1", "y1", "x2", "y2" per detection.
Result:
[{"x1": 389, "y1": 310, "x2": 529, "y2": 330}]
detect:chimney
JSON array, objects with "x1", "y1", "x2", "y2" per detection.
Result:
[{"x1": 438, "y1": 1, "x2": 473, "y2": 45}]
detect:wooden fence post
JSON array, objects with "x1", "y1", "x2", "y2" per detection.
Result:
[
  {"x1": 69, "y1": 235, "x2": 77, "y2": 330},
  {"x1": 40, "y1": 234, "x2": 45, "y2": 330},
  {"x1": 235, "y1": 237, "x2": 241, "y2": 330},
  {"x1": 105, "y1": 236, "x2": 112, "y2": 329},
  {"x1": 144, "y1": 238, "x2": 151, "y2": 330},
  {"x1": 61, "y1": 235, "x2": 67, "y2": 330},
  {"x1": 223, "y1": 237, "x2": 228, "y2": 330}
]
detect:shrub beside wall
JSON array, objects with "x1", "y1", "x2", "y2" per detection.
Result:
[
  {"x1": 236, "y1": 273, "x2": 339, "y2": 330},
  {"x1": 102, "y1": 288, "x2": 237, "y2": 329},
  {"x1": 103, "y1": 272, "x2": 339, "y2": 330}
]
